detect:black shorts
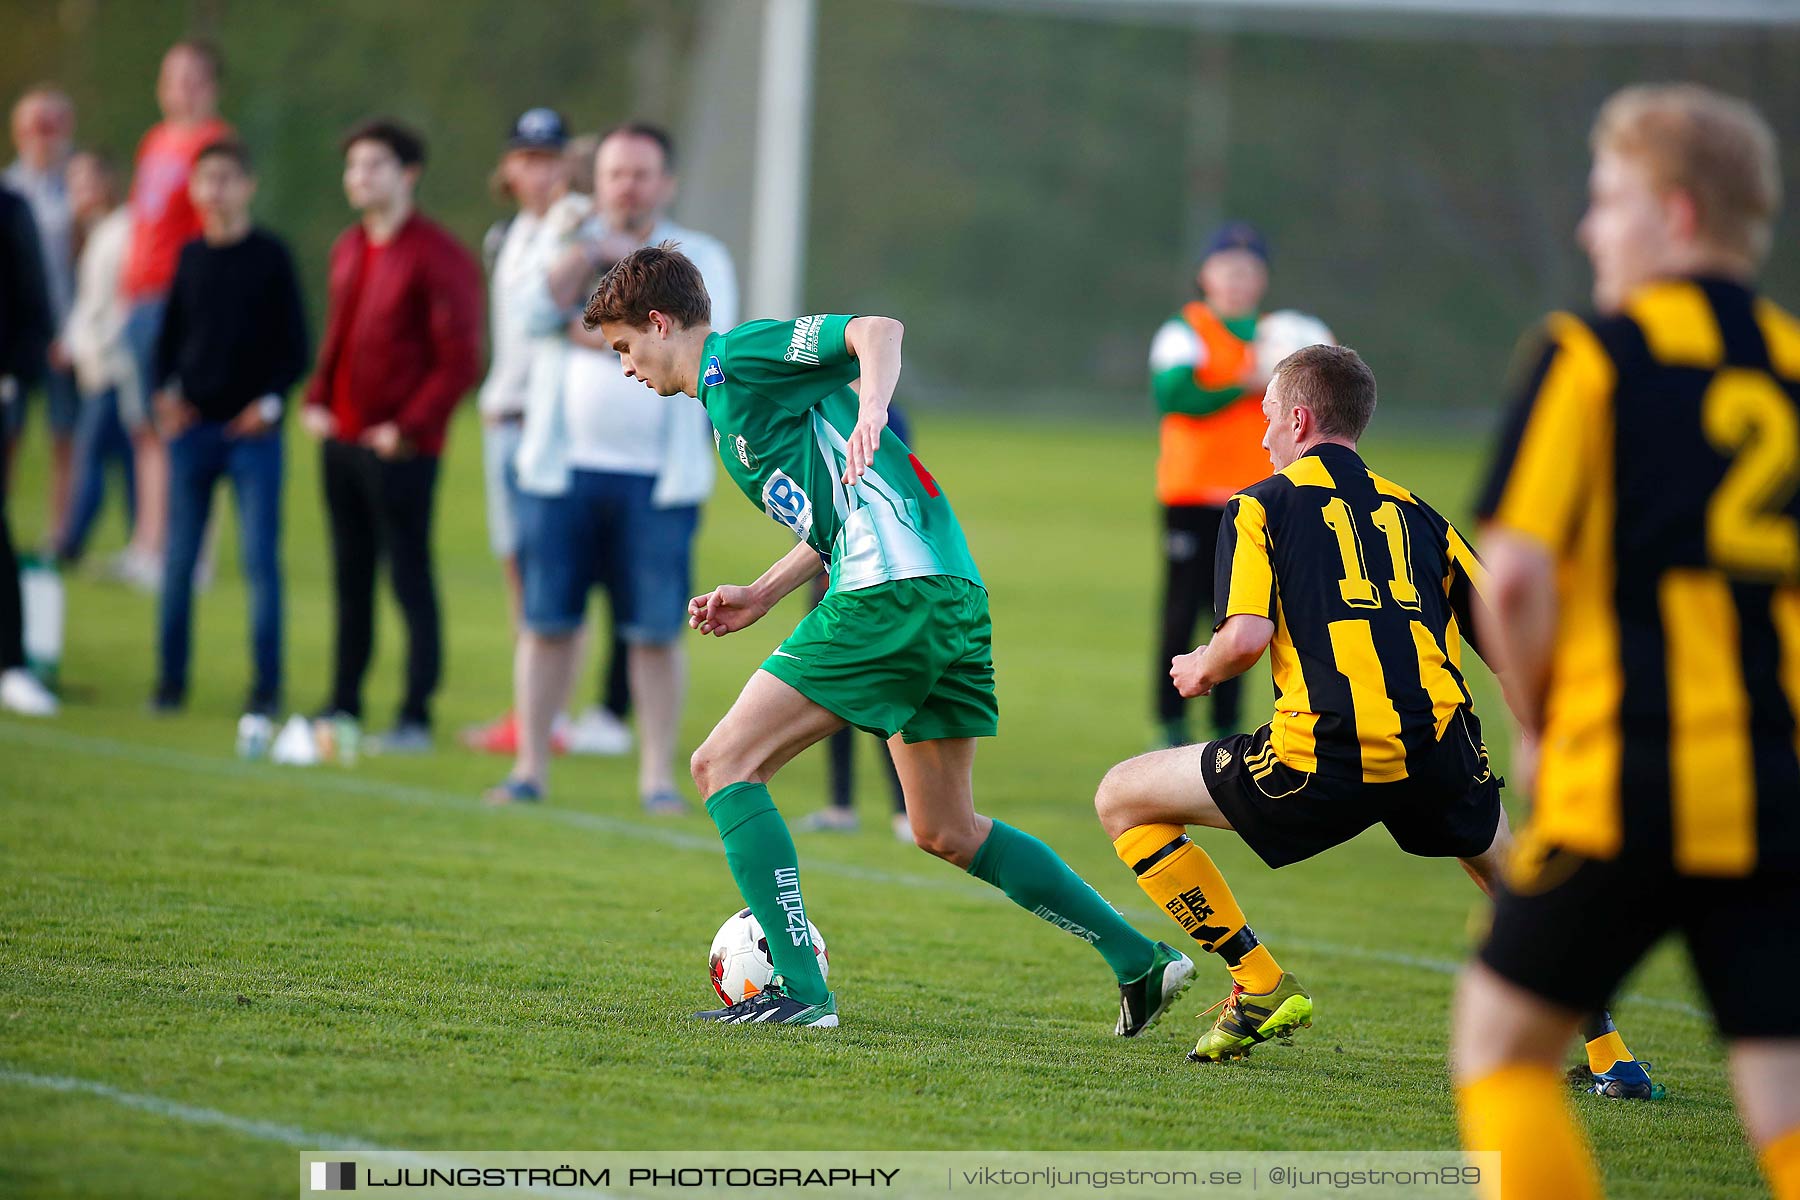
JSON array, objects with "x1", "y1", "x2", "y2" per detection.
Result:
[
  {"x1": 1200, "y1": 710, "x2": 1502, "y2": 869},
  {"x1": 1478, "y1": 845, "x2": 1800, "y2": 1038}
]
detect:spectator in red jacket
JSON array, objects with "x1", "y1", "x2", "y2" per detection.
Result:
[{"x1": 301, "y1": 118, "x2": 481, "y2": 752}]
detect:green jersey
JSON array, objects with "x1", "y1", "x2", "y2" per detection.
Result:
[
  {"x1": 697, "y1": 315, "x2": 983, "y2": 594},
  {"x1": 1148, "y1": 307, "x2": 1259, "y2": 417}
]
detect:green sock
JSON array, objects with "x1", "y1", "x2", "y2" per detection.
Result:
[
  {"x1": 705, "y1": 782, "x2": 830, "y2": 1005},
  {"x1": 967, "y1": 819, "x2": 1158, "y2": 984}
]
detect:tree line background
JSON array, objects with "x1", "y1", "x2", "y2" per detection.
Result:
[{"x1": 5, "y1": 0, "x2": 1796, "y2": 426}]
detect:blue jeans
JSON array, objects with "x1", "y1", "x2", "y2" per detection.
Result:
[
  {"x1": 122, "y1": 297, "x2": 167, "y2": 430},
  {"x1": 157, "y1": 422, "x2": 284, "y2": 708},
  {"x1": 3, "y1": 369, "x2": 81, "y2": 441},
  {"x1": 57, "y1": 386, "x2": 136, "y2": 562},
  {"x1": 514, "y1": 470, "x2": 698, "y2": 643},
  {"x1": 44, "y1": 369, "x2": 80, "y2": 435},
  {"x1": 481, "y1": 418, "x2": 524, "y2": 558}
]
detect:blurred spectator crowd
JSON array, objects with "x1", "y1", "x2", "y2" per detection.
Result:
[{"x1": 0, "y1": 37, "x2": 806, "y2": 818}]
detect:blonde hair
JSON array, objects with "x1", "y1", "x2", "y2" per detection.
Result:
[{"x1": 1591, "y1": 83, "x2": 1781, "y2": 266}]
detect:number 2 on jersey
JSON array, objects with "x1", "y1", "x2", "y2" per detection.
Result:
[
  {"x1": 1321, "y1": 497, "x2": 1420, "y2": 610},
  {"x1": 1703, "y1": 369, "x2": 1800, "y2": 578}
]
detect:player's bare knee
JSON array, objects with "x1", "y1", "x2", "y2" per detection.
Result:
[
  {"x1": 1094, "y1": 761, "x2": 1145, "y2": 839},
  {"x1": 909, "y1": 821, "x2": 978, "y2": 868},
  {"x1": 692, "y1": 737, "x2": 772, "y2": 800},
  {"x1": 689, "y1": 742, "x2": 739, "y2": 799},
  {"x1": 907, "y1": 823, "x2": 954, "y2": 860},
  {"x1": 1459, "y1": 851, "x2": 1503, "y2": 898}
]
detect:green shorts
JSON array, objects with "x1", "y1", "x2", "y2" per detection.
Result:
[{"x1": 760, "y1": 575, "x2": 999, "y2": 743}]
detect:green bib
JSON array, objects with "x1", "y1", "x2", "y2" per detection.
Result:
[{"x1": 697, "y1": 315, "x2": 983, "y2": 594}]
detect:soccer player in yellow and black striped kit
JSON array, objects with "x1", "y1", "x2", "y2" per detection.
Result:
[
  {"x1": 1455, "y1": 85, "x2": 1800, "y2": 1200},
  {"x1": 1095, "y1": 344, "x2": 1652, "y2": 1083}
]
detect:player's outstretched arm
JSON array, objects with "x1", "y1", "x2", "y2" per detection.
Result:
[
  {"x1": 1170, "y1": 614, "x2": 1275, "y2": 699},
  {"x1": 689, "y1": 541, "x2": 824, "y2": 637},
  {"x1": 841, "y1": 315, "x2": 904, "y2": 485}
]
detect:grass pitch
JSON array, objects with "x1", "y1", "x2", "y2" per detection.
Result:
[{"x1": 0, "y1": 410, "x2": 1761, "y2": 1198}]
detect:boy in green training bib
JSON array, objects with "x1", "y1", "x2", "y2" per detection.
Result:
[{"x1": 584, "y1": 242, "x2": 1192, "y2": 1031}]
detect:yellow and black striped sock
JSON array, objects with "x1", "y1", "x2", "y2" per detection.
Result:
[
  {"x1": 1765, "y1": 1124, "x2": 1800, "y2": 1200},
  {"x1": 1112, "y1": 823, "x2": 1283, "y2": 994},
  {"x1": 1582, "y1": 1010, "x2": 1635, "y2": 1074},
  {"x1": 1457, "y1": 1062, "x2": 1603, "y2": 1200}
]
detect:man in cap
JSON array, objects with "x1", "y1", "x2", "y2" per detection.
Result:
[{"x1": 463, "y1": 108, "x2": 578, "y2": 756}]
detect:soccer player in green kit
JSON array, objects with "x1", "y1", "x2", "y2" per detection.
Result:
[{"x1": 586, "y1": 243, "x2": 1194, "y2": 1028}]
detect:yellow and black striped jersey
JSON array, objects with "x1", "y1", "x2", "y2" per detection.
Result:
[
  {"x1": 1479, "y1": 277, "x2": 1800, "y2": 877},
  {"x1": 1216, "y1": 442, "x2": 1488, "y2": 784}
]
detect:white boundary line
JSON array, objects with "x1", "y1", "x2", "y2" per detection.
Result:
[
  {"x1": 0, "y1": 1066, "x2": 380, "y2": 1150},
  {"x1": 0, "y1": 1067, "x2": 615, "y2": 1197},
  {"x1": 0, "y1": 722, "x2": 1709, "y2": 1023}
]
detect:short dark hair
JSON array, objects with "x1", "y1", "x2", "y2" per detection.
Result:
[
  {"x1": 599, "y1": 120, "x2": 675, "y2": 171},
  {"x1": 340, "y1": 118, "x2": 426, "y2": 169},
  {"x1": 170, "y1": 38, "x2": 223, "y2": 83},
  {"x1": 195, "y1": 138, "x2": 252, "y2": 173},
  {"x1": 583, "y1": 241, "x2": 711, "y2": 331},
  {"x1": 1270, "y1": 344, "x2": 1378, "y2": 441}
]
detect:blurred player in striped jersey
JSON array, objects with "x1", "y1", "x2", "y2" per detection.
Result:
[
  {"x1": 1096, "y1": 344, "x2": 1651, "y2": 1084},
  {"x1": 1457, "y1": 84, "x2": 1800, "y2": 1200}
]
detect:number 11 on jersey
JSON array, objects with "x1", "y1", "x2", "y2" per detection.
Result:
[{"x1": 1322, "y1": 498, "x2": 1421, "y2": 611}]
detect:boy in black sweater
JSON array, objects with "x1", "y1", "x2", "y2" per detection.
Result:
[{"x1": 151, "y1": 140, "x2": 306, "y2": 718}]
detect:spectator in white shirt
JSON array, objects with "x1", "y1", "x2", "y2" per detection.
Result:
[
  {"x1": 461, "y1": 109, "x2": 575, "y2": 756},
  {"x1": 488, "y1": 122, "x2": 737, "y2": 813},
  {"x1": 54, "y1": 150, "x2": 138, "y2": 565},
  {"x1": 553, "y1": 131, "x2": 637, "y2": 759}
]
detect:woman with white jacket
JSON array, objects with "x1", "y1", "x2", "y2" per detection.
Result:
[{"x1": 54, "y1": 151, "x2": 138, "y2": 566}]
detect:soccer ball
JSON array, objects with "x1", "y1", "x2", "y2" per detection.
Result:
[
  {"x1": 708, "y1": 907, "x2": 829, "y2": 1005},
  {"x1": 1255, "y1": 309, "x2": 1336, "y2": 377}
]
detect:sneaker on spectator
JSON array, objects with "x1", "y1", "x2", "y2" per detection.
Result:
[
  {"x1": 566, "y1": 706, "x2": 632, "y2": 756},
  {"x1": 369, "y1": 722, "x2": 433, "y2": 755},
  {"x1": 106, "y1": 547, "x2": 162, "y2": 593},
  {"x1": 794, "y1": 807, "x2": 859, "y2": 833},
  {"x1": 462, "y1": 711, "x2": 571, "y2": 756},
  {"x1": 0, "y1": 668, "x2": 57, "y2": 717},
  {"x1": 482, "y1": 777, "x2": 543, "y2": 806},
  {"x1": 236, "y1": 713, "x2": 275, "y2": 760},
  {"x1": 93, "y1": 550, "x2": 153, "y2": 593},
  {"x1": 148, "y1": 684, "x2": 183, "y2": 714},
  {"x1": 461, "y1": 711, "x2": 519, "y2": 755},
  {"x1": 642, "y1": 787, "x2": 690, "y2": 816},
  {"x1": 112, "y1": 545, "x2": 205, "y2": 592}
]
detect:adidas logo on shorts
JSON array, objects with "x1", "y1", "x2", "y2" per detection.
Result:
[{"x1": 1215, "y1": 747, "x2": 1232, "y2": 771}]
